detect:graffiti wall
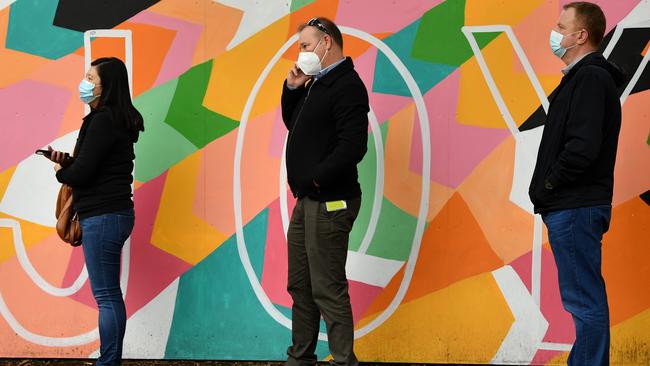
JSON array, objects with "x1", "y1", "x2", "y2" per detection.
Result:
[{"x1": 1, "y1": 0, "x2": 649, "y2": 364}]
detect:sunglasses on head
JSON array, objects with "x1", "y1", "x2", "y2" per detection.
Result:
[{"x1": 307, "y1": 18, "x2": 331, "y2": 35}]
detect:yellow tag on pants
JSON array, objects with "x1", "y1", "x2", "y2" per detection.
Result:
[{"x1": 325, "y1": 200, "x2": 347, "y2": 212}]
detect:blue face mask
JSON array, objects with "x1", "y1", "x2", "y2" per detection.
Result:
[
  {"x1": 549, "y1": 30, "x2": 580, "y2": 59},
  {"x1": 78, "y1": 79, "x2": 99, "y2": 104}
]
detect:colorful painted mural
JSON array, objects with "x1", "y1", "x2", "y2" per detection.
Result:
[{"x1": 1, "y1": 0, "x2": 649, "y2": 364}]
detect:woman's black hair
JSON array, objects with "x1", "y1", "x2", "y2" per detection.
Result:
[{"x1": 91, "y1": 57, "x2": 144, "y2": 142}]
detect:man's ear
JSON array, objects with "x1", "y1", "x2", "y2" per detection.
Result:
[{"x1": 578, "y1": 29, "x2": 589, "y2": 45}]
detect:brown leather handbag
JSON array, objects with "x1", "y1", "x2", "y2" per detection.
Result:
[{"x1": 55, "y1": 184, "x2": 82, "y2": 246}]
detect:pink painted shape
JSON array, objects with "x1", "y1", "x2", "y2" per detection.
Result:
[
  {"x1": 408, "y1": 70, "x2": 510, "y2": 188},
  {"x1": 509, "y1": 248, "x2": 575, "y2": 344},
  {"x1": 348, "y1": 280, "x2": 383, "y2": 325},
  {"x1": 0, "y1": 80, "x2": 70, "y2": 171},
  {"x1": 268, "y1": 107, "x2": 287, "y2": 158},
  {"x1": 531, "y1": 349, "x2": 566, "y2": 365},
  {"x1": 123, "y1": 172, "x2": 192, "y2": 316},
  {"x1": 261, "y1": 195, "x2": 296, "y2": 308},
  {"x1": 335, "y1": 0, "x2": 444, "y2": 34},
  {"x1": 62, "y1": 173, "x2": 192, "y2": 316},
  {"x1": 130, "y1": 11, "x2": 202, "y2": 87}
]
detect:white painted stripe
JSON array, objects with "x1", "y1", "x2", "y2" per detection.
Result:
[
  {"x1": 0, "y1": 0, "x2": 16, "y2": 10},
  {"x1": 122, "y1": 279, "x2": 180, "y2": 358},
  {"x1": 491, "y1": 265, "x2": 548, "y2": 365},
  {"x1": 538, "y1": 341, "x2": 573, "y2": 352},
  {"x1": 345, "y1": 251, "x2": 404, "y2": 288}
]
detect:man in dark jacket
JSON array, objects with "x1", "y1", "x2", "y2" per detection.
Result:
[
  {"x1": 281, "y1": 17, "x2": 369, "y2": 366},
  {"x1": 529, "y1": 2, "x2": 624, "y2": 365}
]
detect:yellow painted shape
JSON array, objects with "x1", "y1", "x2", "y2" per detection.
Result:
[
  {"x1": 0, "y1": 212, "x2": 56, "y2": 264},
  {"x1": 611, "y1": 308, "x2": 650, "y2": 365},
  {"x1": 151, "y1": 151, "x2": 228, "y2": 265},
  {"x1": 384, "y1": 103, "x2": 454, "y2": 221},
  {"x1": 465, "y1": 0, "x2": 544, "y2": 25},
  {"x1": 458, "y1": 33, "x2": 561, "y2": 128},
  {"x1": 0, "y1": 166, "x2": 15, "y2": 198},
  {"x1": 355, "y1": 272, "x2": 514, "y2": 364},
  {"x1": 203, "y1": 16, "x2": 290, "y2": 121}
]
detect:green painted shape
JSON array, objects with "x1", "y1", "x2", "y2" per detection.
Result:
[
  {"x1": 290, "y1": 0, "x2": 316, "y2": 12},
  {"x1": 349, "y1": 122, "x2": 389, "y2": 251},
  {"x1": 365, "y1": 198, "x2": 418, "y2": 261},
  {"x1": 647, "y1": 131, "x2": 650, "y2": 146},
  {"x1": 165, "y1": 209, "x2": 330, "y2": 359},
  {"x1": 411, "y1": 0, "x2": 499, "y2": 66},
  {"x1": 6, "y1": 0, "x2": 83, "y2": 59},
  {"x1": 164, "y1": 60, "x2": 239, "y2": 148},
  {"x1": 134, "y1": 78, "x2": 198, "y2": 182}
]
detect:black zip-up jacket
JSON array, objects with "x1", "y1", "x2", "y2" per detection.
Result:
[
  {"x1": 281, "y1": 57, "x2": 369, "y2": 201},
  {"x1": 529, "y1": 52, "x2": 625, "y2": 214},
  {"x1": 56, "y1": 109, "x2": 135, "y2": 219}
]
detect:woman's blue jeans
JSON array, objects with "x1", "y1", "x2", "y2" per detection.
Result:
[{"x1": 80, "y1": 209, "x2": 134, "y2": 366}]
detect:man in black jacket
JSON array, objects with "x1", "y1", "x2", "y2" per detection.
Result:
[
  {"x1": 529, "y1": 2, "x2": 624, "y2": 365},
  {"x1": 281, "y1": 17, "x2": 369, "y2": 366}
]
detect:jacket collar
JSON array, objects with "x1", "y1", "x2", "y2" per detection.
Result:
[{"x1": 315, "y1": 57, "x2": 354, "y2": 87}]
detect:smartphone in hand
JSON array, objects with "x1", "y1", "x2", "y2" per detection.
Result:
[{"x1": 35, "y1": 149, "x2": 52, "y2": 158}]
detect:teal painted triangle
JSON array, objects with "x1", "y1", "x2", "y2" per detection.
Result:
[
  {"x1": 164, "y1": 60, "x2": 239, "y2": 149},
  {"x1": 165, "y1": 208, "x2": 330, "y2": 359},
  {"x1": 6, "y1": 0, "x2": 83, "y2": 59}
]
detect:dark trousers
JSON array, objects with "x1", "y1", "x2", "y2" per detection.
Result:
[
  {"x1": 542, "y1": 205, "x2": 611, "y2": 366},
  {"x1": 80, "y1": 209, "x2": 134, "y2": 366},
  {"x1": 286, "y1": 196, "x2": 361, "y2": 366}
]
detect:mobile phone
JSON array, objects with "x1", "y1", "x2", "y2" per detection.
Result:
[{"x1": 35, "y1": 149, "x2": 52, "y2": 158}]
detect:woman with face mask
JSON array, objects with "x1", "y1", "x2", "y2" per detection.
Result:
[{"x1": 46, "y1": 57, "x2": 144, "y2": 366}]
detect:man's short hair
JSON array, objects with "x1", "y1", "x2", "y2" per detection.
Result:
[
  {"x1": 298, "y1": 17, "x2": 344, "y2": 49},
  {"x1": 563, "y1": 2, "x2": 606, "y2": 47}
]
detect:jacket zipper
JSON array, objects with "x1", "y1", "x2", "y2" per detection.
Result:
[{"x1": 286, "y1": 81, "x2": 315, "y2": 196}]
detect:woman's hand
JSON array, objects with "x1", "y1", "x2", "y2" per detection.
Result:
[
  {"x1": 47, "y1": 146, "x2": 72, "y2": 167},
  {"x1": 53, "y1": 163, "x2": 62, "y2": 172}
]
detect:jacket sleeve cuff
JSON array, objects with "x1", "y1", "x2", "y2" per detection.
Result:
[{"x1": 55, "y1": 168, "x2": 66, "y2": 184}]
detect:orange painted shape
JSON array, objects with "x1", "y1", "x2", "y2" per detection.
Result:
[
  {"x1": 603, "y1": 197, "x2": 650, "y2": 326},
  {"x1": 613, "y1": 90, "x2": 650, "y2": 205},
  {"x1": 0, "y1": 240, "x2": 99, "y2": 355},
  {"x1": 358, "y1": 193, "x2": 504, "y2": 319},
  {"x1": 0, "y1": 8, "x2": 49, "y2": 88},
  {"x1": 457, "y1": 136, "x2": 537, "y2": 263},
  {"x1": 74, "y1": 22, "x2": 176, "y2": 97}
]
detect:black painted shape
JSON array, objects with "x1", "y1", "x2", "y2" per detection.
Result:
[
  {"x1": 53, "y1": 0, "x2": 160, "y2": 32},
  {"x1": 519, "y1": 27, "x2": 650, "y2": 132},
  {"x1": 640, "y1": 190, "x2": 650, "y2": 206}
]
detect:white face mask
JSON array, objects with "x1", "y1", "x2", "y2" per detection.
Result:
[
  {"x1": 296, "y1": 38, "x2": 328, "y2": 76},
  {"x1": 549, "y1": 29, "x2": 580, "y2": 59}
]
